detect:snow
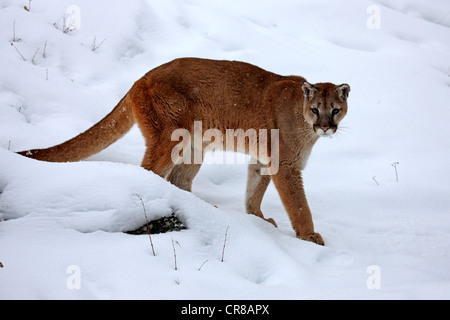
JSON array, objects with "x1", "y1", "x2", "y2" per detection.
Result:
[{"x1": 1, "y1": 0, "x2": 450, "y2": 299}]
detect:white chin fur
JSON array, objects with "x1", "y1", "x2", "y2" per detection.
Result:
[{"x1": 316, "y1": 128, "x2": 335, "y2": 137}]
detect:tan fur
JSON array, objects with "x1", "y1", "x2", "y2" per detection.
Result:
[{"x1": 18, "y1": 58, "x2": 350, "y2": 245}]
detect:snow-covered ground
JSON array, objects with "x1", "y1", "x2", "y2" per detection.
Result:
[{"x1": 1, "y1": 0, "x2": 450, "y2": 299}]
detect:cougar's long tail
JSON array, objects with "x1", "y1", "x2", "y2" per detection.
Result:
[{"x1": 18, "y1": 93, "x2": 135, "y2": 162}]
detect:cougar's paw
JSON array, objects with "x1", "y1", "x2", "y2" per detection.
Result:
[
  {"x1": 299, "y1": 233, "x2": 325, "y2": 246},
  {"x1": 247, "y1": 210, "x2": 278, "y2": 228},
  {"x1": 264, "y1": 217, "x2": 278, "y2": 228}
]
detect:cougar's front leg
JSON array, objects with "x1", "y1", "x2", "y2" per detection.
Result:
[
  {"x1": 245, "y1": 160, "x2": 277, "y2": 227},
  {"x1": 270, "y1": 163, "x2": 324, "y2": 245}
]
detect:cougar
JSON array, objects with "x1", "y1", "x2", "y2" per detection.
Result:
[{"x1": 18, "y1": 58, "x2": 350, "y2": 245}]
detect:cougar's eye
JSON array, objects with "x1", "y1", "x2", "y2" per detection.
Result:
[
  {"x1": 311, "y1": 108, "x2": 319, "y2": 115},
  {"x1": 332, "y1": 108, "x2": 340, "y2": 115}
]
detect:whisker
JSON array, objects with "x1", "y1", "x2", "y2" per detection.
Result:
[
  {"x1": 334, "y1": 130, "x2": 345, "y2": 145},
  {"x1": 336, "y1": 123, "x2": 352, "y2": 134}
]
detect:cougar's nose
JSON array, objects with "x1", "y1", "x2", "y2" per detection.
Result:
[{"x1": 320, "y1": 126, "x2": 330, "y2": 132}]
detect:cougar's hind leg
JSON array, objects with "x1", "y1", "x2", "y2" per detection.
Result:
[
  {"x1": 141, "y1": 131, "x2": 202, "y2": 191},
  {"x1": 167, "y1": 163, "x2": 202, "y2": 192},
  {"x1": 245, "y1": 159, "x2": 277, "y2": 227},
  {"x1": 166, "y1": 141, "x2": 203, "y2": 191},
  {"x1": 141, "y1": 137, "x2": 176, "y2": 178}
]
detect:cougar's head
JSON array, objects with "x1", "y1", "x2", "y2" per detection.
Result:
[{"x1": 301, "y1": 82, "x2": 350, "y2": 137}]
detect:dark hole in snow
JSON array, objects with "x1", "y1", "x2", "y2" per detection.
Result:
[{"x1": 125, "y1": 213, "x2": 186, "y2": 235}]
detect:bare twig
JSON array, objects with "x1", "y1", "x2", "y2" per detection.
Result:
[
  {"x1": 12, "y1": 20, "x2": 19, "y2": 42},
  {"x1": 53, "y1": 14, "x2": 74, "y2": 34},
  {"x1": 31, "y1": 47, "x2": 40, "y2": 65},
  {"x1": 391, "y1": 162, "x2": 399, "y2": 182},
  {"x1": 172, "y1": 238, "x2": 178, "y2": 270},
  {"x1": 24, "y1": 0, "x2": 31, "y2": 12},
  {"x1": 62, "y1": 14, "x2": 71, "y2": 34},
  {"x1": 198, "y1": 259, "x2": 208, "y2": 271},
  {"x1": 135, "y1": 194, "x2": 156, "y2": 256},
  {"x1": 24, "y1": 0, "x2": 31, "y2": 11},
  {"x1": 53, "y1": 17, "x2": 61, "y2": 31},
  {"x1": 42, "y1": 40, "x2": 47, "y2": 58},
  {"x1": 372, "y1": 176, "x2": 380, "y2": 186},
  {"x1": 91, "y1": 36, "x2": 106, "y2": 52},
  {"x1": 10, "y1": 43, "x2": 26, "y2": 61},
  {"x1": 221, "y1": 226, "x2": 229, "y2": 262}
]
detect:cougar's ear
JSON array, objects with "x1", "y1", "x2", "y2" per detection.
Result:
[
  {"x1": 301, "y1": 82, "x2": 317, "y2": 101},
  {"x1": 336, "y1": 84, "x2": 351, "y2": 102}
]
